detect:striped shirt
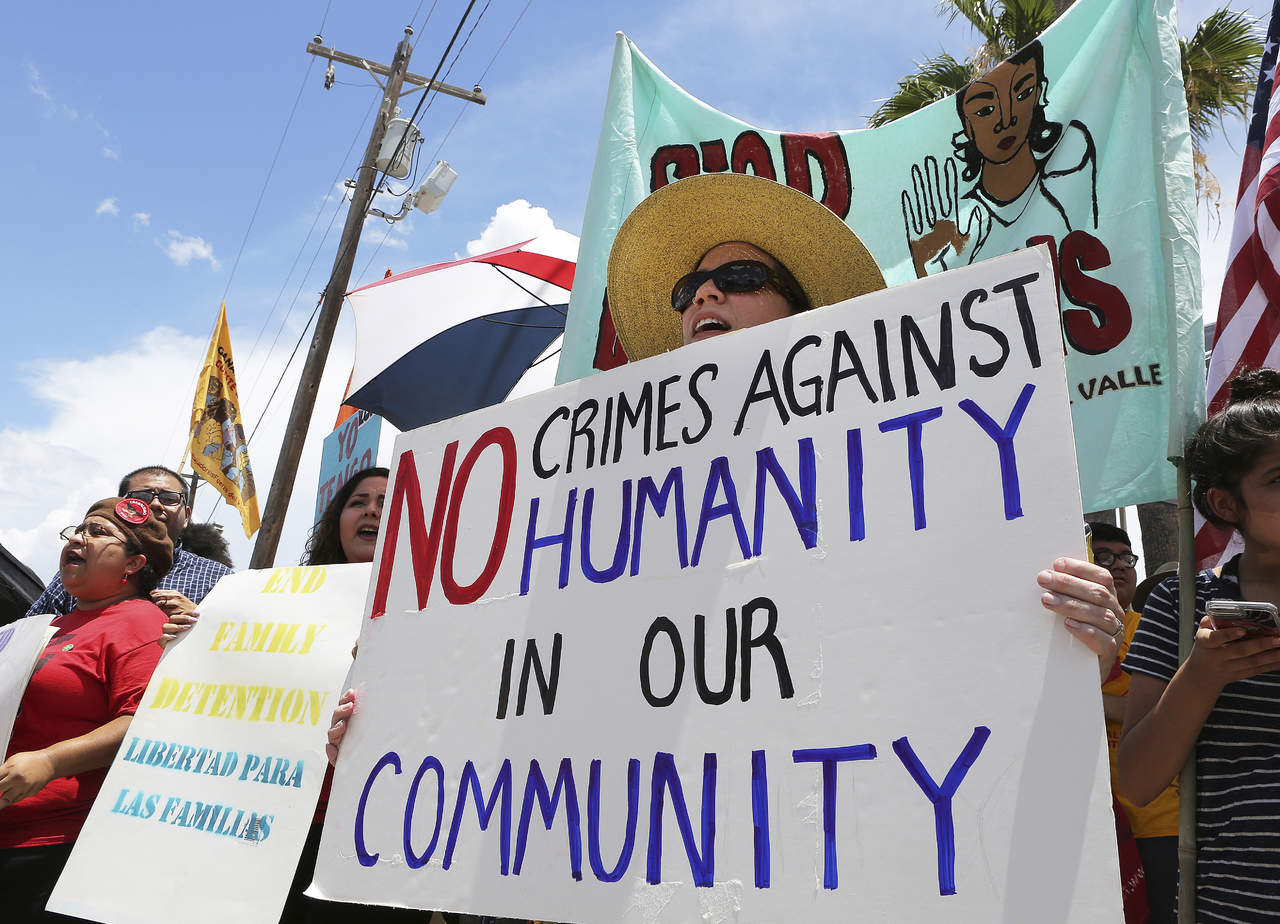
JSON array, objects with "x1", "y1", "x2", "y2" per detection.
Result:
[
  {"x1": 25, "y1": 546, "x2": 232, "y2": 619},
  {"x1": 1124, "y1": 555, "x2": 1280, "y2": 922}
]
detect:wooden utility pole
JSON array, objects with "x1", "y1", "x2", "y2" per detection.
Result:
[{"x1": 250, "y1": 26, "x2": 475, "y2": 568}]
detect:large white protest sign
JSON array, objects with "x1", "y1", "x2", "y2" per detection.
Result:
[
  {"x1": 313, "y1": 247, "x2": 1121, "y2": 922},
  {"x1": 0, "y1": 613, "x2": 56, "y2": 759},
  {"x1": 49, "y1": 565, "x2": 367, "y2": 924}
]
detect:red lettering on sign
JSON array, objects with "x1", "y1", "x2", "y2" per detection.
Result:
[
  {"x1": 781, "y1": 132, "x2": 852, "y2": 219},
  {"x1": 699, "y1": 139, "x2": 729, "y2": 173},
  {"x1": 731, "y1": 131, "x2": 777, "y2": 181},
  {"x1": 650, "y1": 144, "x2": 700, "y2": 191},
  {"x1": 439, "y1": 428, "x2": 518, "y2": 605},
  {"x1": 370, "y1": 444, "x2": 458, "y2": 618},
  {"x1": 1059, "y1": 230, "x2": 1131, "y2": 356}
]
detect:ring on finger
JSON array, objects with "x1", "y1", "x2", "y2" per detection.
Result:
[{"x1": 1109, "y1": 620, "x2": 1124, "y2": 639}]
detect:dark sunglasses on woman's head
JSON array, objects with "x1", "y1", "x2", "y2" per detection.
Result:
[
  {"x1": 671, "y1": 260, "x2": 797, "y2": 313},
  {"x1": 124, "y1": 488, "x2": 186, "y2": 507}
]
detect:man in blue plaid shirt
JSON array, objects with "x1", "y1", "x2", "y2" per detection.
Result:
[{"x1": 26, "y1": 465, "x2": 232, "y2": 619}]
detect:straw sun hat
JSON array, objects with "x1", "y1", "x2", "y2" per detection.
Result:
[{"x1": 605, "y1": 172, "x2": 886, "y2": 361}]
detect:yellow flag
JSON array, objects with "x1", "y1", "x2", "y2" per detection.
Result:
[{"x1": 188, "y1": 303, "x2": 261, "y2": 537}]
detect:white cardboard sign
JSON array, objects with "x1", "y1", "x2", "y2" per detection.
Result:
[
  {"x1": 48, "y1": 565, "x2": 367, "y2": 924},
  {"x1": 0, "y1": 613, "x2": 57, "y2": 759},
  {"x1": 314, "y1": 248, "x2": 1121, "y2": 922}
]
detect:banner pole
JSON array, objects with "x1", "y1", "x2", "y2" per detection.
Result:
[{"x1": 1174, "y1": 456, "x2": 1196, "y2": 923}]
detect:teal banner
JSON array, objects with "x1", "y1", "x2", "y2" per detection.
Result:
[{"x1": 559, "y1": 0, "x2": 1205, "y2": 511}]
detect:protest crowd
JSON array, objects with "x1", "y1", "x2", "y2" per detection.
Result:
[{"x1": 4, "y1": 4, "x2": 1280, "y2": 922}]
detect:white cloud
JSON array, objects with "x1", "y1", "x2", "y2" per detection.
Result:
[
  {"x1": 161, "y1": 230, "x2": 220, "y2": 269},
  {"x1": 26, "y1": 62, "x2": 121, "y2": 160},
  {"x1": 0, "y1": 328, "x2": 206, "y2": 582},
  {"x1": 133, "y1": 212, "x2": 151, "y2": 229},
  {"x1": 26, "y1": 63, "x2": 73, "y2": 116},
  {"x1": 0, "y1": 316, "x2": 393, "y2": 583},
  {"x1": 465, "y1": 199, "x2": 578, "y2": 256},
  {"x1": 95, "y1": 197, "x2": 119, "y2": 216}
]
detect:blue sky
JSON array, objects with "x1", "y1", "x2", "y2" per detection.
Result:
[{"x1": 0, "y1": 0, "x2": 1266, "y2": 580}]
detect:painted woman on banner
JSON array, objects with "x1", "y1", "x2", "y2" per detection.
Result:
[{"x1": 901, "y1": 39, "x2": 1098, "y2": 278}]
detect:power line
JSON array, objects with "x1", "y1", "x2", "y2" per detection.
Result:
[
  {"x1": 217, "y1": 61, "x2": 317, "y2": 309},
  {"x1": 354, "y1": 220, "x2": 405, "y2": 289},
  {"x1": 244, "y1": 190, "x2": 347, "y2": 400},
  {"x1": 478, "y1": 0, "x2": 533, "y2": 83},
  {"x1": 420, "y1": 0, "x2": 490, "y2": 124},
  {"x1": 424, "y1": 96, "x2": 470, "y2": 165},
  {"x1": 317, "y1": 0, "x2": 333, "y2": 36},
  {"x1": 247, "y1": 298, "x2": 325, "y2": 448},
  {"x1": 412, "y1": 0, "x2": 440, "y2": 34},
  {"x1": 244, "y1": 96, "x2": 378, "y2": 372},
  {"x1": 166, "y1": 48, "x2": 322, "y2": 468}
]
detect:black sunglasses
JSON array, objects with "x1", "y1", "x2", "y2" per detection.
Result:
[
  {"x1": 671, "y1": 260, "x2": 801, "y2": 313},
  {"x1": 124, "y1": 488, "x2": 187, "y2": 508}
]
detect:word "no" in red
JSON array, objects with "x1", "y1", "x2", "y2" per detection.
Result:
[{"x1": 370, "y1": 427, "x2": 517, "y2": 618}]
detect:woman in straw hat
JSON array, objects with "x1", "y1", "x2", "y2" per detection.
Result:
[
  {"x1": 606, "y1": 171, "x2": 1126, "y2": 673},
  {"x1": 606, "y1": 172, "x2": 886, "y2": 360},
  {"x1": 0, "y1": 496, "x2": 174, "y2": 918}
]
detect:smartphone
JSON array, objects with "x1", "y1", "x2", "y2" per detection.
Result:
[{"x1": 1206, "y1": 599, "x2": 1280, "y2": 638}]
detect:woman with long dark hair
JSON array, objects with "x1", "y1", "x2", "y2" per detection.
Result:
[
  {"x1": 303, "y1": 467, "x2": 389, "y2": 567},
  {"x1": 285, "y1": 466, "x2": 405, "y2": 923}
]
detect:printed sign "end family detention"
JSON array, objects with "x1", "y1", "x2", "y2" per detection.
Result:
[{"x1": 49, "y1": 565, "x2": 368, "y2": 924}]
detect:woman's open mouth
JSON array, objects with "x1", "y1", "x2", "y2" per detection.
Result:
[{"x1": 692, "y1": 317, "x2": 730, "y2": 339}]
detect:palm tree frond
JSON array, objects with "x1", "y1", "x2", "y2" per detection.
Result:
[
  {"x1": 1180, "y1": 6, "x2": 1264, "y2": 149},
  {"x1": 868, "y1": 53, "x2": 978, "y2": 127},
  {"x1": 994, "y1": 0, "x2": 1058, "y2": 54},
  {"x1": 938, "y1": 0, "x2": 1002, "y2": 44}
]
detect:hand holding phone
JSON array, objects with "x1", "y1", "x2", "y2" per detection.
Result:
[{"x1": 1206, "y1": 599, "x2": 1280, "y2": 638}]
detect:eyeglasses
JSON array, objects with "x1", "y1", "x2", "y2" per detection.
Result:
[
  {"x1": 59, "y1": 523, "x2": 127, "y2": 544},
  {"x1": 671, "y1": 260, "x2": 801, "y2": 313},
  {"x1": 124, "y1": 488, "x2": 187, "y2": 508},
  {"x1": 1094, "y1": 549, "x2": 1139, "y2": 569}
]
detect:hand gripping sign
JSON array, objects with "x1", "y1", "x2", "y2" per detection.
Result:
[{"x1": 312, "y1": 248, "x2": 1121, "y2": 922}]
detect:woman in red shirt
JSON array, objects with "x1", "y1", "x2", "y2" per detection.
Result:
[{"x1": 0, "y1": 497, "x2": 173, "y2": 919}]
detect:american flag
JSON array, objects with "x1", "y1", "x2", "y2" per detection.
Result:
[{"x1": 1197, "y1": 6, "x2": 1280, "y2": 565}]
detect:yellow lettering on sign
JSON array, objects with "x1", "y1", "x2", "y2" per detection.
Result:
[
  {"x1": 261, "y1": 570, "x2": 289, "y2": 593},
  {"x1": 149, "y1": 676, "x2": 179, "y2": 710},
  {"x1": 261, "y1": 567, "x2": 327, "y2": 594},
  {"x1": 210, "y1": 622, "x2": 328, "y2": 655},
  {"x1": 146, "y1": 679, "x2": 330, "y2": 725}
]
